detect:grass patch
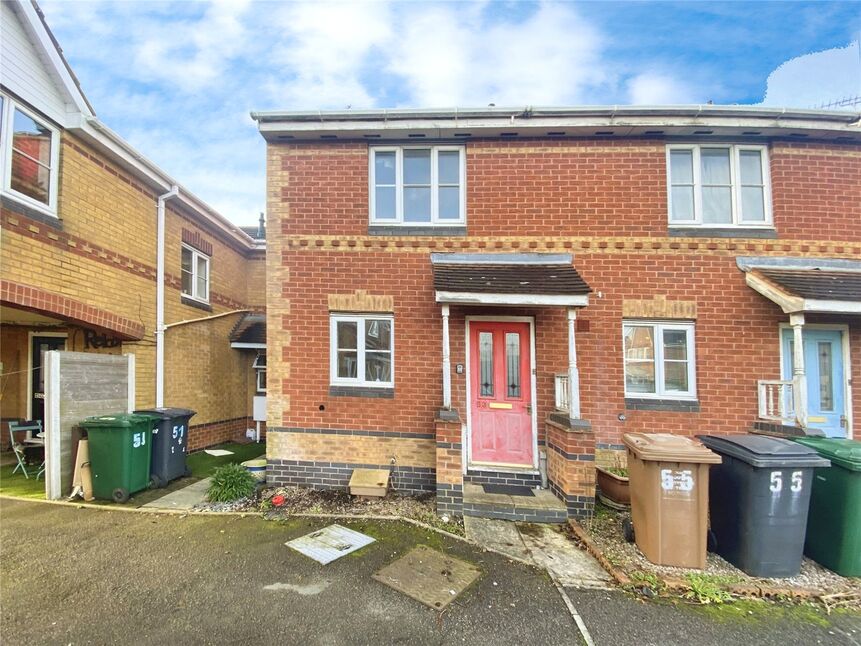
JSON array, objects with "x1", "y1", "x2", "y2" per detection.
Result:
[
  {"x1": 0, "y1": 461, "x2": 46, "y2": 499},
  {"x1": 684, "y1": 573, "x2": 736, "y2": 605},
  {"x1": 186, "y1": 442, "x2": 265, "y2": 479}
]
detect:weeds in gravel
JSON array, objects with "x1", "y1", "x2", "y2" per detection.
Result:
[{"x1": 684, "y1": 573, "x2": 735, "y2": 604}]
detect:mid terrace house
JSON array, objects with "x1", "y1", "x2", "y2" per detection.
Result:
[{"x1": 252, "y1": 105, "x2": 860, "y2": 521}]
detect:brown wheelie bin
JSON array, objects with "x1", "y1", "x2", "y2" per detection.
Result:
[{"x1": 623, "y1": 433, "x2": 721, "y2": 569}]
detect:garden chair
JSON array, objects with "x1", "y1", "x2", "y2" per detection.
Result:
[{"x1": 8, "y1": 420, "x2": 44, "y2": 480}]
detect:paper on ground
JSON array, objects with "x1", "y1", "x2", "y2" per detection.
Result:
[{"x1": 204, "y1": 449, "x2": 234, "y2": 457}]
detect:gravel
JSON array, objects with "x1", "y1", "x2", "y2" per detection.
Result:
[
  {"x1": 192, "y1": 485, "x2": 466, "y2": 536},
  {"x1": 583, "y1": 503, "x2": 861, "y2": 594}
]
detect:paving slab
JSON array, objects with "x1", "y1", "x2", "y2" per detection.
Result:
[
  {"x1": 465, "y1": 516, "x2": 612, "y2": 589},
  {"x1": 141, "y1": 478, "x2": 210, "y2": 510},
  {"x1": 517, "y1": 523, "x2": 612, "y2": 589}
]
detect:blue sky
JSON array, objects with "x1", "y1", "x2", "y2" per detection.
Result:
[{"x1": 39, "y1": 0, "x2": 860, "y2": 226}]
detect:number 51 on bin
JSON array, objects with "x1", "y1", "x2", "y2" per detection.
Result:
[
  {"x1": 132, "y1": 432, "x2": 146, "y2": 448},
  {"x1": 660, "y1": 469, "x2": 694, "y2": 492}
]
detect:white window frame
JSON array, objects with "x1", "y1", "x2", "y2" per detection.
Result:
[
  {"x1": 666, "y1": 144, "x2": 772, "y2": 228},
  {"x1": 623, "y1": 320, "x2": 697, "y2": 400},
  {"x1": 369, "y1": 146, "x2": 466, "y2": 225},
  {"x1": 329, "y1": 314, "x2": 395, "y2": 388},
  {"x1": 0, "y1": 92, "x2": 61, "y2": 216},
  {"x1": 253, "y1": 354, "x2": 267, "y2": 393},
  {"x1": 181, "y1": 243, "x2": 210, "y2": 303}
]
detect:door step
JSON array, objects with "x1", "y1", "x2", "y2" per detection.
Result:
[{"x1": 462, "y1": 483, "x2": 567, "y2": 523}]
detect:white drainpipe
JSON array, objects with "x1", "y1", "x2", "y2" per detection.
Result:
[{"x1": 156, "y1": 185, "x2": 180, "y2": 408}]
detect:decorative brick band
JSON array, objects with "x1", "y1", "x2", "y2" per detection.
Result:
[
  {"x1": 182, "y1": 228, "x2": 213, "y2": 256},
  {"x1": 1, "y1": 279, "x2": 145, "y2": 340},
  {"x1": 268, "y1": 426, "x2": 434, "y2": 440},
  {"x1": 282, "y1": 235, "x2": 861, "y2": 258},
  {"x1": 267, "y1": 458, "x2": 435, "y2": 495},
  {"x1": 2, "y1": 211, "x2": 252, "y2": 311}
]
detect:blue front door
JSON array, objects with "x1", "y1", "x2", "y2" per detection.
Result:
[{"x1": 781, "y1": 328, "x2": 846, "y2": 438}]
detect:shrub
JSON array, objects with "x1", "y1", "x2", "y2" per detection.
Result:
[{"x1": 207, "y1": 463, "x2": 256, "y2": 502}]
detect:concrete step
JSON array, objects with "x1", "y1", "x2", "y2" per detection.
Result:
[{"x1": 462, "y1": 483, "x2": 568, "y2": 523}]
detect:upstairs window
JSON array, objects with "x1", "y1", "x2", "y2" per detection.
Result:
[
  {"x1": 0, "y1": 94, "x2": 60, "y2": 214},
  {"x1": 370, "y1": 146, "x2": 465, "y2": 225},
  {"x1": 181, "y1": 244, "x2": 210, "y2": 303},
  {"x1": 667, "y1": 144, "x2": 771, "y2": 227}
]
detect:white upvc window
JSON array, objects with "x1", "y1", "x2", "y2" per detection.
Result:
[
  {"x1": 666, "y1": 144, "x2": 772, "y2": 227},
  {"x1": 623, "y1": 321, "x2": 697, "y2": 400},
  {"x1": 330, "y1": 314, "x2": 394, "y2": 387},
  {"x1": 0, "y1": 93, "x2": 60, "y2": 215},
  {"x1": 181, "y1": 244, "x2": 210, "y2": 303},
  {"x1": 253, "y1": 353, "x2": 266, "y2": 393},
  {"x1": 369, "y1": 146, "x2": 465, "y2": 225}
]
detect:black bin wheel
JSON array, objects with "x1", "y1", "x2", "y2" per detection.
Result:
[
  {"x1": 622, "y1": 518, "x2": 635, "y2": 543},
  {"x1": 112, "y1": 488, "x2": 130, "y2": 503},
  {"x1": 183, "y1": 466, "x2": 192, "y2": 478},
  {"x1": 151, "y1": 474, "x2": 166, "y2": 489}
]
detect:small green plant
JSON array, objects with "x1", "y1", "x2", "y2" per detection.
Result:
[
  {"x1": 684, "y1": 573, "x2": 734, "y2": 605},
  {"x1": 605, "y1": 466, "x2": 629, "y2": 478},
  {"x1": 207, "y1": 463, "x2": 256, "y2": 502},
  {"x1": 630, "y1": 570, "x2": 665, "y2": 591}
]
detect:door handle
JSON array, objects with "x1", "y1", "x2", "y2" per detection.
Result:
[
  {"x1": 526, "y1": 403, "x2": 532, "y2": 415},
  {"x1": 841, "y1": 415, "x2": 847, "y2": 428}
]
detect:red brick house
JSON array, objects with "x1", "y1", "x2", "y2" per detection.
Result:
[{"x1": 253, "y1": 106, "x2": 860, "y2": 520}]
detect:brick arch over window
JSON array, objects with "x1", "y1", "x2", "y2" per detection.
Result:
[{"x1": 1, "y1": 280, "x2": 145, "y2": 341}]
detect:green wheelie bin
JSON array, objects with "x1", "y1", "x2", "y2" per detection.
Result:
[
  {"x1": 81, "y1": 413, "x2": 153, "y2": 503},
  {"x1": 792, "y1": 436, "x2": 861, "y2": 576}
]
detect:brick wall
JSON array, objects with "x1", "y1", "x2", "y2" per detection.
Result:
[
  {"x1": 265, "y1": 137, "x2": 860, "y2": 504},
  {"x1": 1, "y1": 130, "x2": 264, "y2": 448}
]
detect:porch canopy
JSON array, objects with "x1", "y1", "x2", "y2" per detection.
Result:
[
  {"x1": 738, "y1": 257, "x2": 861, "y2": 315},
  {"x1": 432, "y1": 253, "x2": 590, "y2": 307},
  {"x1": 431, "y1": 253, "x2": 591, "y2": 420},
  {"x1": 229, "y1": 313, "x2": 266, "y2": 349}
]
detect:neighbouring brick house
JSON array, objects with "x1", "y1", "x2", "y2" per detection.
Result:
[
  {"x1": 253, "y1": 105, "x2": 860, "y2": 521},
  {"x1": 1, "y1": 0, "x2": 266, "y2": 453}
]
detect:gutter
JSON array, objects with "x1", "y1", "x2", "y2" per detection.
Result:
[{"x1": 156, "y1": 185, "x2": 180, "y2": 408}]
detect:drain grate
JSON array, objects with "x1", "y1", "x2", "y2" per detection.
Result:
[{"x1": 285, "y1": 524, "x2": 376, "y2": 564}]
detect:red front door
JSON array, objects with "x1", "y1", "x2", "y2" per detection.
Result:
[{"x1": 469, "y1": 321, "x2": 534, "y2": 466}]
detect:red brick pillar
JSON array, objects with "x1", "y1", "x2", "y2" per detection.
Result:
[
  {"x1": 545, "y1": 416, "x2": 596, "y2": 518},
  {"x1": 434, "y1": 410, "x2": 463, "y2": 517}
]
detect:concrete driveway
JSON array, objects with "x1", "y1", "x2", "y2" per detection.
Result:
[{"x1": 1, "y1": 499, "x2": 858, "y2": 645}]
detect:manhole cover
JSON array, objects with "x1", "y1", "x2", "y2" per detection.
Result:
[
  {"x1": 373, "y1": 545, "x2": 481, "y2": 610},
  {"x1": 285, "y1": 524, "x2": 375, "y2": 564}
]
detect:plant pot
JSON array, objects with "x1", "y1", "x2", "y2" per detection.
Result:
[{"x1": 596, "y1": 466, "x2": 630, "y2": 506}]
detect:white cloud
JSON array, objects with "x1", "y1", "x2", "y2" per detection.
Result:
[
  {"x1": 762, "y1": 41, "x2": 861, "y2": 108},
  {"x1": 388, "y1": 3, "x2": 607, "y2": 106},
  {"x1": 626, "y1": 71, "x2": 703, "y2": 105}
]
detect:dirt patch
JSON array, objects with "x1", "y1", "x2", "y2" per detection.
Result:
[
  {"x1": 193, "y1": 485, "x2": 465, "y2": 536},
  {"x1": 582, "y1": 502, "x2": 861, "y2": 601}
]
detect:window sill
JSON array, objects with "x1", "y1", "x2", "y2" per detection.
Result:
[
  {"x1": 329, "y1": 385, "x2": 394, "y2": 399},
  {"x1": 368, "y1": 225, "x2": 467, "y2": 236},
  {"x1": 625, "y1": 398, "x2": 700, "y2": 412},
  {"x1": 181, "y1": 295, "x2": 213, "y2": 312},
  {"x1": 668, "y1": 227, "x2": 777, "y2": 239},
  {"x1": 1, "y1": 194, "x2": 61, "y2": 229}
]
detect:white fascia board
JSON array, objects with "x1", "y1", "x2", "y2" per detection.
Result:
[
  {"x1": 435, "y1": 291, "x2": 589, "y2": 307},
  {"x1": 15, "y1": 0, "x2": 93, "y2": 121},
  {"x1": 803, "y1": 299, "x2": 861, "y2": 314},
  {"x1": 231, "y1": 342, "x2": 267, "y2": 349}
]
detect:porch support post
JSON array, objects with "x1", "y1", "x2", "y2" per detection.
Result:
[
  {"x1": 441, "y1": 304, "x2": 451, "y2": 409},
  {"x1": 567, "y1": 308, "x2": 581, "y2": 421},
  {"x1": 790, "y1": 312, "x2": 807, "y2": 427}
]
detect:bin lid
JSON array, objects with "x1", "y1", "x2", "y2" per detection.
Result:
[
  {"x1": 698, "y1": 434, "x2": 830, "y2": 468},
  {"x1": 80, "y1": 413, "x2": 152, "y2": 428},
  {"x1": 133, "y1": 408, "x2": 196, "y2": 420},
  {"x1": 792, "y1": 437, "x2": 861, "y2": 471},
  {"x1": 622, "y1": 433, "x2": 721, "y2": 463}
]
